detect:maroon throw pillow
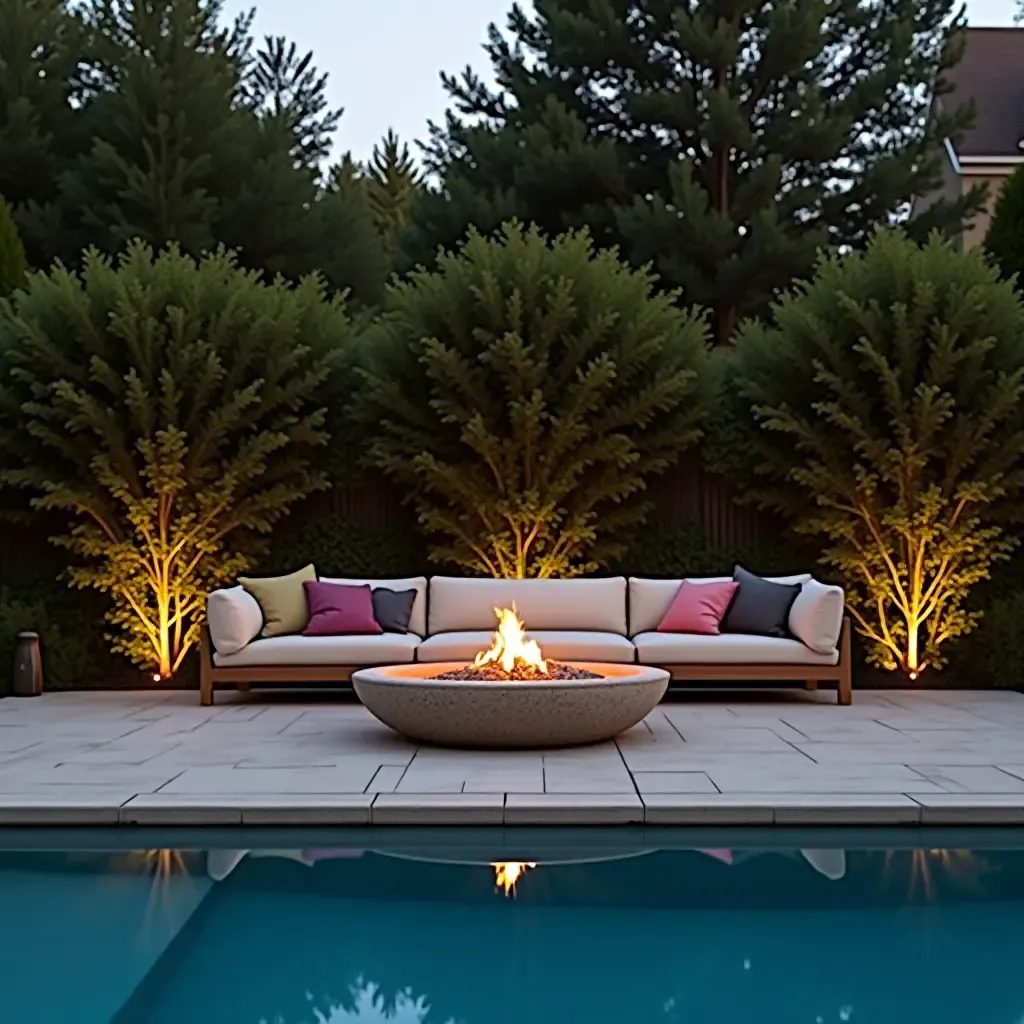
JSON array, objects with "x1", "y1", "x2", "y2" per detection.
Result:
[{"x1": 302, "y1": 582, "x2": 383, "y2": 636}]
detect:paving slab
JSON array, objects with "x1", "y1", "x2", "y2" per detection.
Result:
[{"x1": 1, "y1": 689, "x2": 1023, "y2": 825}]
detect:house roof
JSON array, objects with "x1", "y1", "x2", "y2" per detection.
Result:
[{"x1": 945, "y1": 27, "x2": 1024, "y2": 159}]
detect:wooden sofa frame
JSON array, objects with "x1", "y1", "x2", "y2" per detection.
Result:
[{"x1": 199, "y1": 617, "x2": 853, "y2": 707}]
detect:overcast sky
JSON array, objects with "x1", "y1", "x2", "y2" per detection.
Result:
[{"x1": 224, "y1": 0, "x2": 1021, "y2": 162}]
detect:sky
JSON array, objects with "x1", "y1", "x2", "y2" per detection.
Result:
[{"x1": 224, "y1": 0, "x2": 1021, "y2": 164}]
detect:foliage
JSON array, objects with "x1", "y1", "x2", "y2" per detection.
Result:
[
  {"x1": 406, "y1": 0, "x2": 982, "y2": 342},
  {"x1": 0, "y1": 0, "x2": 87, "y2": 268},
  {"x1": 0, "y1": 243, "x2": 352, "y2": 678},
  {"x1": 362, "y1": 130, "x2": 426, "y2": 250},
  {"x1": 616, "y1": 521, "x2": 811, "y2": 581},
  {"x1": 360, "y1": 222, "x2": 713, "y2": 578},
  {"x1": 1, "y1": 0, "x2": 389, "y2": 300},
  {"x1": 984, "y1": 165, "x2": 1024, "y2": 287},
  {"x1": 728, "y1": 230, "x2": 1024, "y2": 677},
  {"x1": 950, "y1": 589, "x2": 1024, "y2": 689},
  {"x1": 0, "y1": 195, "x2": 27, "y2": 296},
  {"x1": 264, "y1": 512, "x2": 427, "y2": 580},
  {"x1": 0, "y1": 568, "x2": 112, "y2": 692}
]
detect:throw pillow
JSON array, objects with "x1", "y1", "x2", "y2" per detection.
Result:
[
  {"x1": 371, "y1": 587, "x2": 417, "y2": 633},
  {"x1": 657, "y1": 580, "x2": 738, "y2": 635},
  {"x1": 303, "y1": 582, "x2": 383, "y2": 636},
  {"x1": 238, "y1": 564, "x2": 317, "y2": 638},
  {"x1": 721, "y1": 565, "x2": 802, "y2": 638}
]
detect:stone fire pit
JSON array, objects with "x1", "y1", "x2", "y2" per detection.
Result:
[{"x1": 351, "y1": 661, "x2": 669, "y2": 748}]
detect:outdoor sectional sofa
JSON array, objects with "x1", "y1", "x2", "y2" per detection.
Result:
[{"x1": 201, "y1": 574, "x2": 851, "y2": 707}]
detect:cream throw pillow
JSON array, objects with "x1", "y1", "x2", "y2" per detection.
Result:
[{"x1": 238, "y1": 564, "x2": 317, "y2": 637}]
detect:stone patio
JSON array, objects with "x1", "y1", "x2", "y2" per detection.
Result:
[{"x1": 3, "y1": 687, "x2": 1024, "y2": 825}]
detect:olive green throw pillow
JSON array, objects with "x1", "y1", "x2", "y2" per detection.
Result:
[{"x1": 238, "y1": 564, "x2": 317, "y2": 637}]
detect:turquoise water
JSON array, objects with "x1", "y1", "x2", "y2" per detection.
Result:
[{"x1": 2, "y1": 831, "x2": 1023, "y2": 1023}]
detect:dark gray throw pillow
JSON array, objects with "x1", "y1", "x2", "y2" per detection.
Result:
[
  {"x1": 720, "y1": 566, "x2": 801, "y2": 638},
  {"x1": 371, "y1": 588, "x2": 417, "y2": 633}
]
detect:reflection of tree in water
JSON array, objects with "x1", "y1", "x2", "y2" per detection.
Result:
[
  {"x1": 260, "y1": 978, "x2": 457, "y2": 1024},
  {"x1": 880, "y1": 849, "x2": 996, "y2": 900}
]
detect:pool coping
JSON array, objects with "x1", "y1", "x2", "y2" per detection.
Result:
[{"x1": 2, "y1": 791, "x2": 1024, "y2": 827}]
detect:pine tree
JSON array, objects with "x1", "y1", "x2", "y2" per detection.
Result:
[
  {"x1": 409, "y1": 0, "x2": 983, "y2": 342},
  {"x1": 239, "y1": 35, "x2": 342, "y2": 171},
  {"x1": 984, "y1": 165, "x2": 1024, "y2": 287},
  {"x1": 0, "y1": 0, "x2": 87, "y2": 267},
  {"x1": 727, "y1": 230, "x2": 1024, "y2": 677},
  {"x1": 54, "y1": 0, "x2": 247, "y2": 255},
  {"x1": 0, "y1": 243, "x2": 353, "y2": 678},
  {"x1": 363, "y1": 130, "x2": 425, "y2": 248},
  {"x1": 360, "y1": 222, "x2": 712, "y2": 578},
  {"x1": 0, "y1": 195, "x2": 27, "y2": 296}
]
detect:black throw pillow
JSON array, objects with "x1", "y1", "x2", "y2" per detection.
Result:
[
  {"x1": 371, "y1": 588, "x2": 417, "y2": 633},
  {"x1": 720, "y1": 566, "x2": 802, "y2": 638}
]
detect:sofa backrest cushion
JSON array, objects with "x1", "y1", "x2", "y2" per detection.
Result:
[
  {"x1": 207, "y1": 586, "x2": 264, "y2": 655},
  {"x1": 788, "y1": 579, "x2": 845, "y2": 654},
  {"x1": 320, "y1": 576, "x2": 428, "y2": 636},
  {"x1": 629, "y1": 575, "x2": 811, "y2": 636},
  {"x1": 428, "y1": 576, "x2": 628, "y2": 634}
]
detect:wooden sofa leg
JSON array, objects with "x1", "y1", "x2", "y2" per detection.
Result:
[
  {"x1": 837, "y1": 616, "x2": 853, "y2": 706},
  {"x1": 804, "y1": 680, "x2": 818, "y2": 692},
  {"x1": 200, "y1": 627, "x2": 215, "y2": 707},
  {"x1": 236, "y1": 682, "x2": 250, "y2": 693}
]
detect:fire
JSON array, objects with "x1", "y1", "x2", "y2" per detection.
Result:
[
  {"x1": 473, "y1": 605, "x2": 549, "y2": 676},
  {"x1": 492, "y1": 861, "x2": 536, "y2": 895}
]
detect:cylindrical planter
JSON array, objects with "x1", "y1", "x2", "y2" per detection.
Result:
[{"x1": 11, "y1": 632, "x2": 43, "y2": 697}]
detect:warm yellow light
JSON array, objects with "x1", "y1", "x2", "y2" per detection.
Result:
[
  {"x1": 492, "y1": 861, "x2": 536, "y2": 895},
  {"x1": 474, "y1": 605, "x2": 548, "y2": 676}
]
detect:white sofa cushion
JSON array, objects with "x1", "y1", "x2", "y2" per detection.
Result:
[
  {"x1": 632, "y1": 631, "x2": 839, "y2": 666},
  {"x1": 207, "y1": 587, "x2": 264, "y2": 656},
  {"x1": 788, "y1": 579, "x2": 845, "y2": 654},
  {"x1": 416, "y1": 630, "x2": 637, "y2": 664},
  {"x1": 428, "y1": 577, "x2": 627, "y2": 634},
  {"x1": 628, "y1": 575, "x2": 811, "y2": 636},
  {"x1": 320, "y1": 576, "x2": 428, "y2": 637},
  {"x1": 212, "y1": 633, "x2": 420, "y2": 668}
]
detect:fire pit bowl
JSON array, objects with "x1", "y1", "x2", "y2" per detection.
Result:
[{"x1": 351, "y1": 662, "x2": 669, "y2": 749}]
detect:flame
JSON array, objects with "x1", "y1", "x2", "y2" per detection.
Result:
[
  {"x1": 473, "y1": 605, "x2": 549, "y2": 675},
  {"x1": 492, "y1": 861, "x2": 536, "y2": 895}
]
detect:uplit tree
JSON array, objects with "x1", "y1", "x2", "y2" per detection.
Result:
[
  {"x1": 728, "y1": 230, "x2": 1024, "y2": 677},
  {"x1": 360, "y1": 222, "x2": 712, "y2": 578},
  {"x1": 0, "y1": 244, "x2": 351, "y2": 678}
]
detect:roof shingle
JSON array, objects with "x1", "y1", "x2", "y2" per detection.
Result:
[{"x1": 945, "y1": 27, "x2": 1024, "y2": 158}]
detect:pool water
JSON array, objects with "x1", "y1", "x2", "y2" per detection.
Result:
[{"x1": 2, "y1": 833, "x2": 1023, "y2": 1023}]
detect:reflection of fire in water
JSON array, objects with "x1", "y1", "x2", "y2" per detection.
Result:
[
  {"x1": 882, "y1": 848, "x2": 992, "y2": 899},
  {"x1": 492, "y1": 861, "x2": 537, "y2": 895}
]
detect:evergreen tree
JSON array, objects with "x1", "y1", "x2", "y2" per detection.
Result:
[
  {"x1": 727, "y1": 231, "x2": 1024, "y2": 677},
  {"x1": 363, "y1": 130, "x2": 425, "y2": 248},
  {"x1": 0, "y1": 195, "x2": 27, "y2": 296},
  {"x1": 360, "y1": 222, "x2": 712, "y2": 578},
  {"x1": 239, "y1": 35, "x2": 342, "y2": 170},
  {"x1": 0, "y1": 243, "x2": 352, "y2": 678},
  {"x1": 984, "y1": 165, "x2": 1024, "y2": 287},
  {"x1": 409, "y1": 0, "x2": 983, "y2": 342},
  {"x1": 54, "y1": 0, "x2": 247, "y2": 255},
  {"x1": 0, "y1": 0, "x2": 87, "y2": 267}
]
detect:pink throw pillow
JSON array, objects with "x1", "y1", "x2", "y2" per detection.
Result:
[
  {"x1": 657, "y1": 580, "x2": 738, "y2": 635},
  {"x1": 302, "y1": 582, "x2": 383, "y2": 636}
]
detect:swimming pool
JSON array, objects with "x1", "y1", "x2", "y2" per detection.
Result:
[{"x1": 3, "y1": 828, "x2": 1023, "y2": 1024}]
